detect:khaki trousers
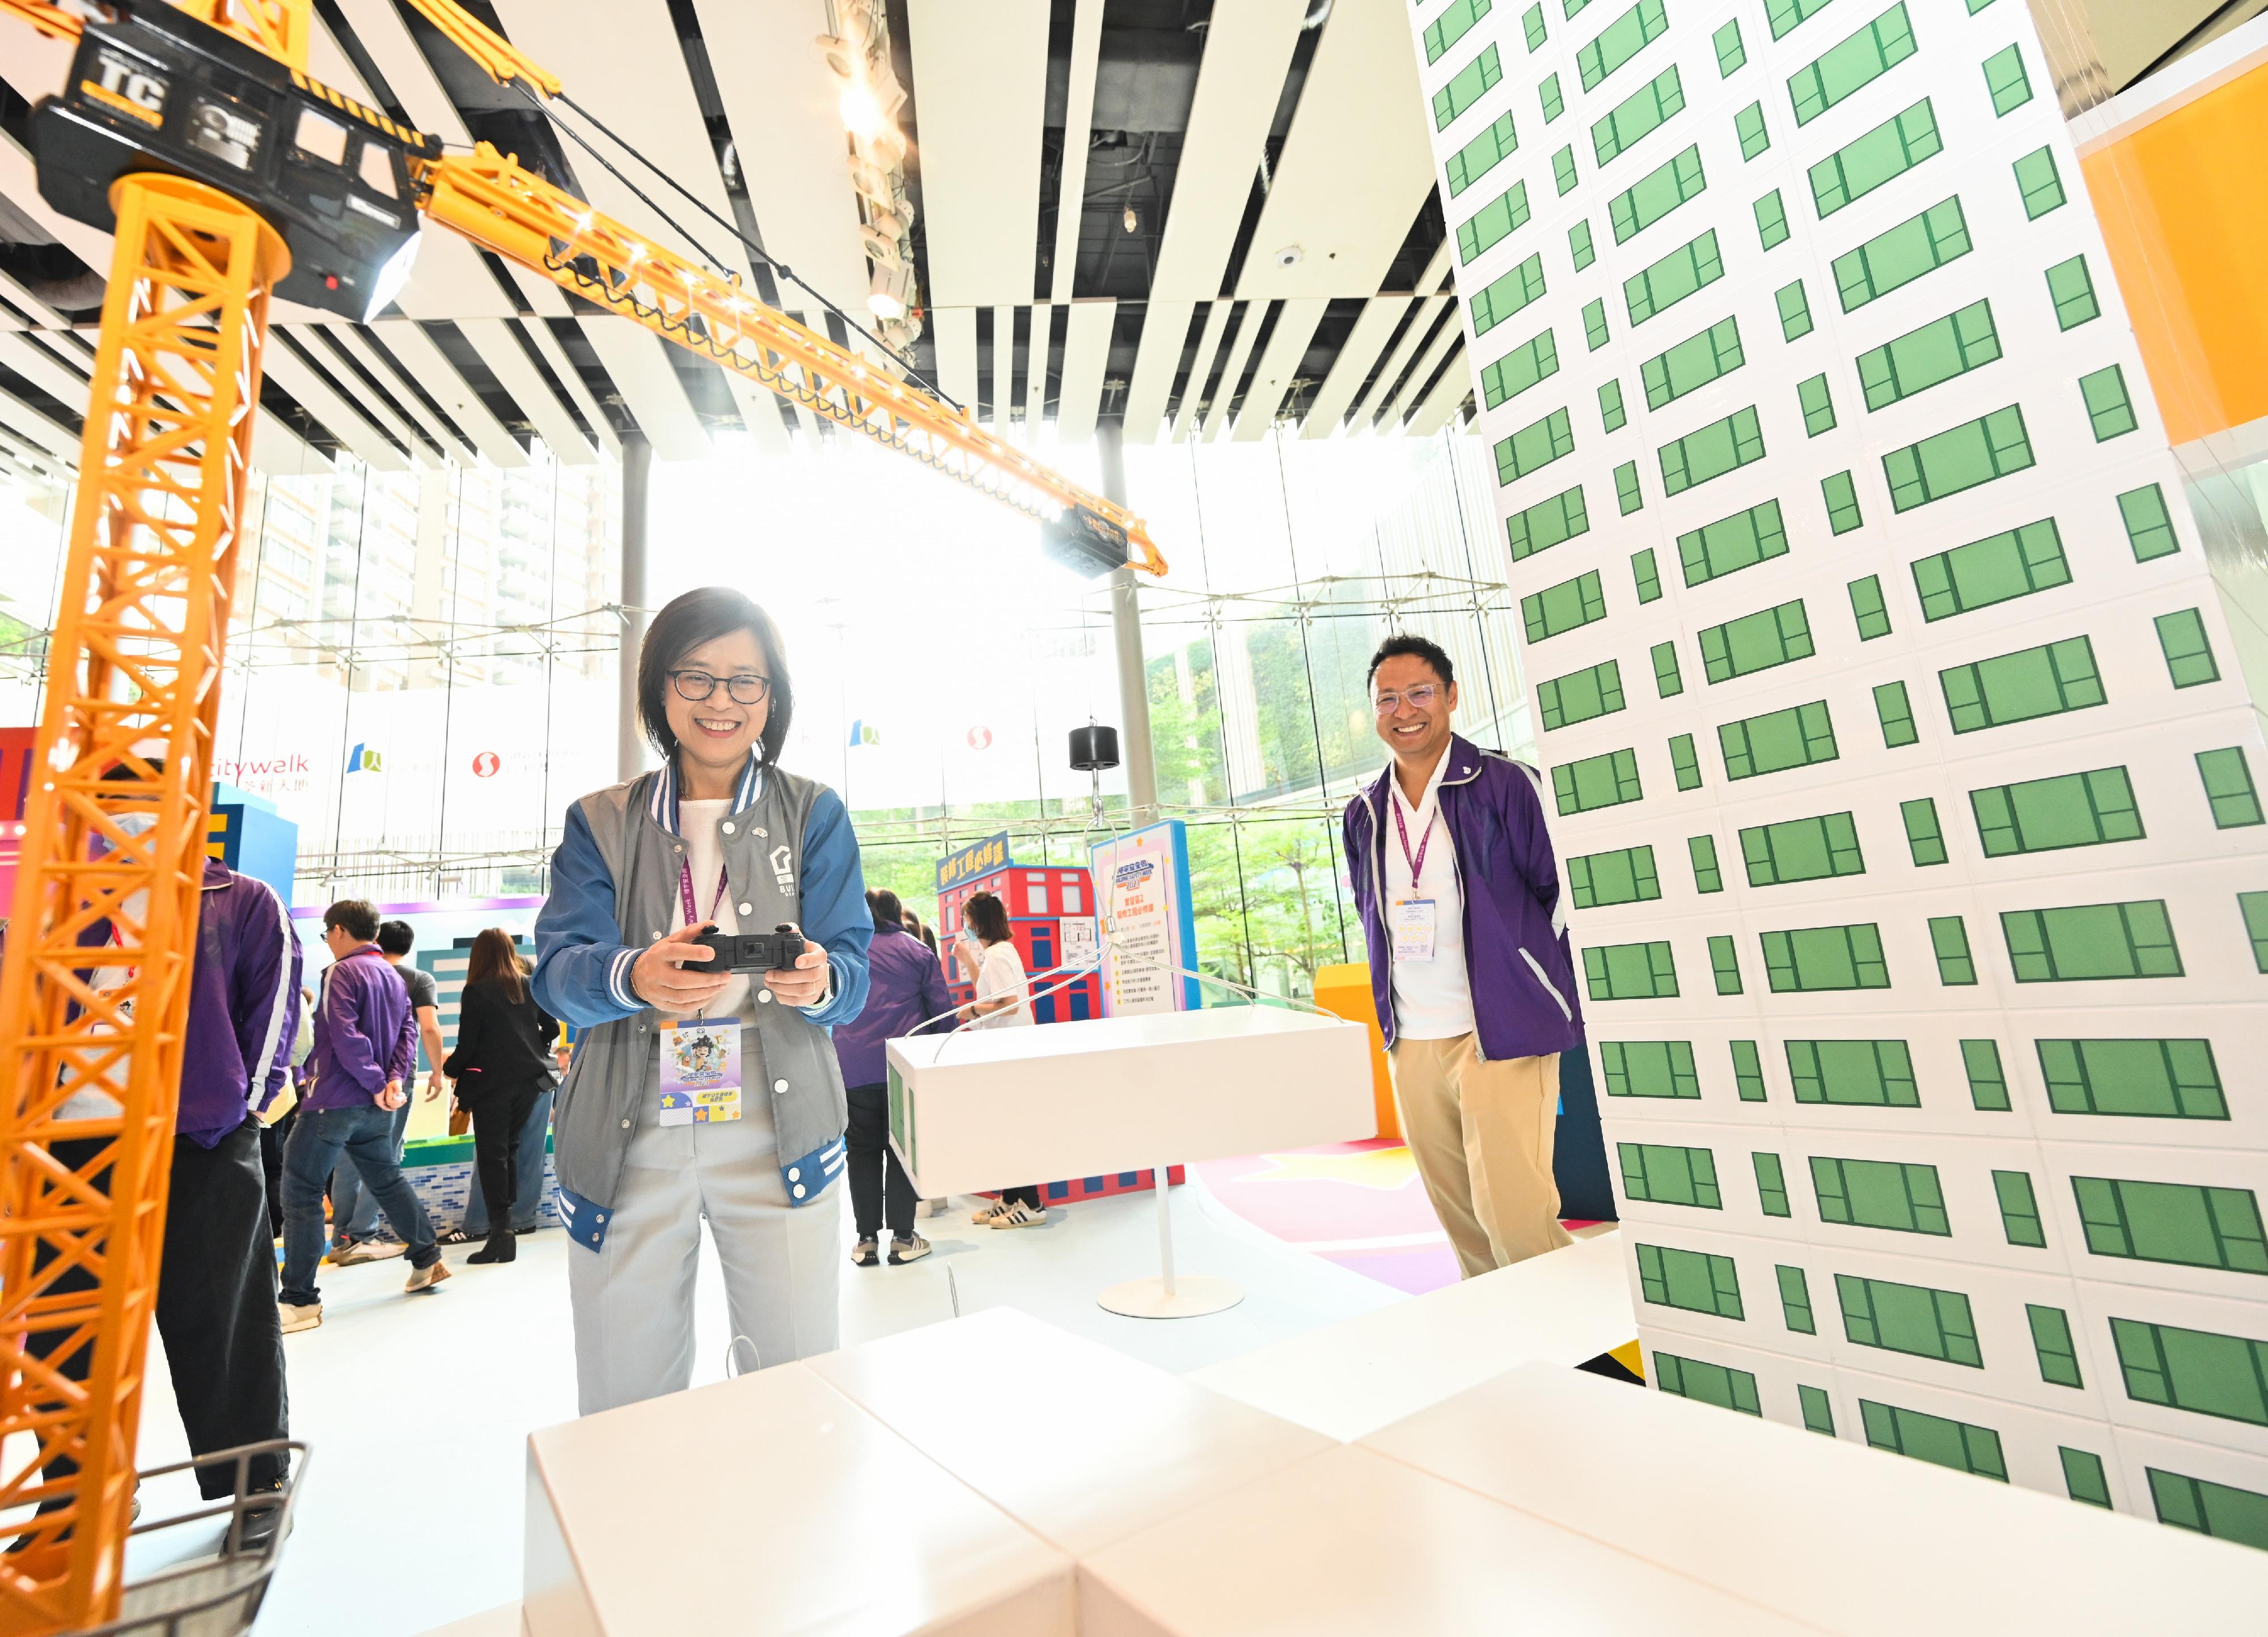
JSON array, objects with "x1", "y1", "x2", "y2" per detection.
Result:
[{"x1": 1390, "y1": 1035, "x2": 1573, "y2": 1279}]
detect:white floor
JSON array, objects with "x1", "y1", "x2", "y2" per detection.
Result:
[{"x1": 124, "y1": 1178, "x2": 1406, "y2": 1636}]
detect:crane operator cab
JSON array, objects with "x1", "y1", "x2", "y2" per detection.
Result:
[{"x1": 32, "y1": 0, "x2": 437, "y2": 322}]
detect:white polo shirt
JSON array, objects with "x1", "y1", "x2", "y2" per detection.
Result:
[{"x1": 1383, "y1": 750, "x2": 1475, "y2": 1040}]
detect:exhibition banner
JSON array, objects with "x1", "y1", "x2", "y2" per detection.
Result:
[
  {"x1": 936, "y1": 831, "x2": 1010, "y2": 891},
  {"x1": 1090, "y1": 820, "x2": 1199, "y2": 1016}
]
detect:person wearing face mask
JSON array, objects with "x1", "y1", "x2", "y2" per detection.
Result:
[
  {"x1": 534, "y1": 587, "x2": 873, "y2": 1414},
  {"x1": 1343, "y1": 634, "x2": 1582, "y2": 1280}
]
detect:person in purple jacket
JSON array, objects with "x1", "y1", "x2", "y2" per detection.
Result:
[
  {"x1": 278, "y1": 899, "x2": 449, "y2": 1330},
  {"x1": 832, "y1": 889, "x2": 953, "y2": 1267},
  {"x1": 1343, "y1": 635, "x2": 1583, "y2": 1279}
]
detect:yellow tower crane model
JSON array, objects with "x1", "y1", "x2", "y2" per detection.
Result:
[{"x1": 0, "y1": 2, "x2": 1165, "y2": 1627}]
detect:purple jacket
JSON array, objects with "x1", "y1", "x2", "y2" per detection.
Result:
[
  {"x1": 832, "y1": 923, "x2": 954, "y2": 1088},
  {"x1": 1343, "y1": 734, "x2": 1583, "y2": 1059},
  {"x1": 306, "y1": 942, "x2": 416, "y2": 1110},
  {"x1": 181, "y1": 858, "x2": 303, "y2": 1146}
]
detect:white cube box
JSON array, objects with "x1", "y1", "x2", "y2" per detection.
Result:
[{"x1": 884, "y1": 1007, "x2": 1374, "y2": 1197}]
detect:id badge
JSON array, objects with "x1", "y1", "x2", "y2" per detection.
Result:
[
  {"x1": 1391, "y1": 897, "x2": 1437, "y2": 963},
  {"x1": 659, "y1": 1019, "x2": 743, "y2": 1126}
]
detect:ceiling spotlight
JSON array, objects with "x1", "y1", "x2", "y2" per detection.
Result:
[
  {"x1": 868, "y1": 277, "x2": 905, "y2": 322},
  {"x1": 1273, "y1": 244, "x2": 1304, "y2": 268},
  {"x1": 1123, "y1": 205, "x2": 1139, "y2": 234},
  {"x1": 840, "y1": 83, "x2": 885, "y2": 139}
]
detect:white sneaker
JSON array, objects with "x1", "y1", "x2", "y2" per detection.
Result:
[
  {"x1": 278, "y1": 1302, "x2": 321, "y2": 1334},
  {"x1": 990, "y1": 1202, "x2": 1047, "y2": 1230},
  {"x1": 850, "y1": 1237, "x2": 879, "y2": 1267},
  {"x1": 335, "y1": 1238, "x2": 405, "y2": 1266},
  {"x1": 888, "y1": 1234, "x2": 932, "y2": 1264},
  {"x1": 404, "y1": 1259, "x2": 451, "y2": 1293},
  {"x1": 969, "y1": 1197, "x2": 1012, "y2": 1224}
]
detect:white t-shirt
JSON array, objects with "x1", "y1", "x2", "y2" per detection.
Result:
[
  {"x1": 1383, "y1": 751, "x2": 1476, "y2": 1041},
  {"x1": 970, "y1": 940, "x2": 1033, "y2": 1030},
  {"x1": 673, "y1": 798, "x2": 754, "y2": 1021}
]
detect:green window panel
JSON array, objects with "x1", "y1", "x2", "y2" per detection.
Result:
[
  {"x1": 1480, "y1": 327, "x2": 1559, "y2": 410},
  {"x1": 1962, "y1": 1039, "x2": 2011, "y2": 1111},
  {"x1": 1861, "y1": 1400, "x2": 2007, "y2": 1481},
  {"x1": 1754, "y1": 1151, "x2": 1791, "y2": 1216},
  {"x1": 1637, "y1": 1242, "x2": 1745, "y2": 1319},
  {"x1": 2014, "y1": 145, "x2": 2065, "y2": 217},
  {"x1": 2245, "y1": 892, "x2": 2268, "y2": 971},
  {"x1": 1787, "y1": 1038, "x2": 1916, "y2": 1106},
  {"x1": 1873, "y1": 679, "x2": 1918, "y2": 747},
  {"x1": 1715, "y1": 18, "x2": 1746, "y2": 75},
  {"x1": 2062, "y1": 1449, "x2": 2113, "y2": 1509},
  {"x1": 1838, "y1": 1274, "x2": 1983, "y2": 1367},
  {"x1": 2074, "y1": 1177, "x2": 2268, "y2": 1275},
  {"x1": 1654, "y1": 1351, "x2": 1762, "y2": 1415},
  {"x1": 1582, "y1": 297, "x2": 1610, "y2": 348},
  {"x1": 1553, "y1": 747, "x2": 1644, "y2": 814},
  {"x1": 1456, "y1": 180, "x2": 1532, "y2": 264},
  {"x1": 1900, "y1": 796, "x2": 1946, "y2": 865},
  {"x1": 1521, "y1": 567, "x2": 1606, "y2": 642},
  {"x1": 1471, "y1": 253, "x2": 1548, "y2": 337},
  {"x1": 1799, "y1": 374, "x2": 1837, "y2": 436},
  {"x1": 1754, "y1": 188, "x2": 1789, "y2": 249},
  {"x1": 1523, "y1": 1, "x2": 1548, "y2": 49},
  {"x1": 2118, "y1": 482, "x2": 2179, "y2": 560},
  {"x1": 1967, "y1": 0, "x2": 1997, "y2": 11},
  {"x1": 1994, "y1": 1170, "x2": 2047, "y2": 1247},
  {"x1": 1583, "y1": 940, "x2": 1679, "y2": 999},
  {"x1": 2003, "y1": 900, "x2": 2182, "y2": 983},
  {"x1": 1910, "y1": 517, "x2": 2069, "y2": 622},
  {"x1": 1731, "y1": 1039, "x2": 1765, "y2": 1100},
  {"x1": 1929, "y1": 915, "x2": 1975, "y2": 984},
  {"x1": 1651, "y1": 640, "x2": 1683, "y2": 697},
  {"x1": 2113, "y1": 1318, "x2": 2268, "y2": 1428},
  {"x1": 1856, "y1": 299, "x2": 2001, "y2": 410},
  {"x1": 1446, "y1": 110, "x2": 1521, "y2": 197},
  {"x1": 2027, "y1": 1305, "x2": 2083, "y2": 1387},
  {"x1": 1767, "y1": 0, "x2": 1838, "y2": 39},
  {"x1": 1623, "y1": 229, "x2": 1725, "y2": 325},
  {"x1": 2038, "y1": 1037, "x2": 2227, "y2": 1120},
  {"x1": 1741, "y1": 810, "x2": 1862, "y2": 887},
  {"x1": 1553, "y1": 144, "x2": 1580, "y2": 194},
  {"x1": 2150, "y1": 1469, "x2": 2268, "y2": 1551},
  {"x1": 1940, "y1": 635, "x2": 2103, "y2": 734},
  {"x1": 1617, "y1": 463, "x2": 1646, "y2": 517},
  {"x1": 1736, "y1": 101, "x2": 1771, "y2": 160},
  {"x1": 1598, "y1": 377, "x2": 1627, "y2": 432},
  {"x1": 1506, "y1": 484, "x2": 1590, "y2": 560},
  {"x1": 1809, "y1": 99, "x2": 1941, "y2": 218},
  {"x1": 1688, "y1": 833, "x2": 1723, "y2": 892},
  {"x1": 1619, "y1": 1142, "x2": 1723, "y2": 1208},
  {"x1": 1970, "y1": 766, "x2": 2141, "y2": 858},
  {"x1": 1982, "y1": 42, "x2": 2032, "y2": 115},
  {"x1": 1433, "y1": 43, "x2": 1504, "y2": 131},
  {"x1": 1565, "y1": 0, "x2": 1592, "y2": 19},
  {"x1": 1883, "y1": 404, "x2": 2034, "y2": 511},
  {"x1": 1537, "y1": 657, "x2": 1626, "y2": 729},
  {"x1": 1660, "y1": 406, "x2": 1765, "y2": 496},
  {"x1": 1779, "y1": 1266, "x2": 1817, "y2": 1333},
  {"x1": 1709, "y1": 934, "x2": 1742, "y2": 993},
  {"x1": 1700, "y1": 598, "x2": 1813, "y2": 683},
  {"x1": 1833, "y1": 196, "x2": 1970, "y2": 311},
  {"x1": 2196, "y1": 747, "x2": 2264, "y2": 829},
  {"x1": 1850, "y1": 576, "x2": 1890, "y2": 640},
  {"x1": 1762, "y1": 923, "x2": 1889, "y2": 992},
  {"x1": 1567, "y1": 843, "x2": 1660, "y2": 908},
  {"x1": 2081, "y1": 364, "x2": 2138, "y2": 441},
  {"x1": 1570, "y1": 217, "x2": 1596, "y2": 269},
  {"x1": 1776, "y1": 278, "x2": 1814, "y2": 340},
  {"x1": 1721, "y1": 699, "x2": 1838, "y2": 780},
  {"x1": 1643, "y1": 316, "x2": 1744, "y2": 410},
  {"x1": 1424, "y1": 0, "x2": 1492, "y2": 64},
  {"x1": 1677, "y1": 497, "x2": 1784, "y2": 585},
  {"x1": 1600, "y1": 1038, "x2": 1699, "y2": 1098},
  {"x1": 1577, "y1": 0, "x2": 1668, "y2": 92},
  {"x1": 1495, "y1": 407, "x2": 1576, "y2": 485},
  {"x1": 1541, "y1": 70, "x2": 1567, "y2": 122},
  {"x1": 1630, "y1": 543, "x2": 1661, "y2": 597},
  {"x1": 1670, "y1": 732, "x2": 1703, "y2": 790},
  {"x1": 1813, "y1": 1155, "x2": 1944, "y2": 1234},
  {"x1": 2155, "y1": 608, "x2": 2219, "y2": 688},
  {"x1": 1788, "y1": 3, "x2": 1916, "y2": 126},
  {"x1": 2047, "y1": 254, "x2": 2099, "y2": 329},
  {"x1": 1822, "y1": 469, "x2": 1864, "y2": 534},
  {"x1": 1592, "y1": 64, "x2": 1685, "y2": 167},
  {"x1": 1800, "y1": 1385, "x2": 1837, "y2": 1436},
  {"x1": 1609, "y1": 145, "x2": 1707, "y2": 244}
]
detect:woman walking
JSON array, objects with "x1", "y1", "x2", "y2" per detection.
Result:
[
  {"x1": 830, "y1": 889, "x2": 951, "y2": 1267},
  {"x1": 957, "y1": 890, "x2": 1045, "y2": 1230},
  {"x1": 442, "y1": 928, "x2": 558, "y2": 1266}
]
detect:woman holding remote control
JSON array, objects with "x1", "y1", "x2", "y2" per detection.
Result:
[{"x1": 533, "y1": 586, "x2": 873, "y2": 1414}]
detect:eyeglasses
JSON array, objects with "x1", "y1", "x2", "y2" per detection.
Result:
[
  {"x1": 1373, "y1": 684, "x2": 1441, "y2": 716},
  {"x1": 670, "y1": 670, "x2": 772, "y2": 706}
]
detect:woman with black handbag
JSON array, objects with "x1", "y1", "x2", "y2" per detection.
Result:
[{"x1": 443, "y1": 928, "x2": 558, "y2": 1266}]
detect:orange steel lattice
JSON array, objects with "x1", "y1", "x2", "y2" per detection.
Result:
[
  {"x1": 0, "y1": 174, "x2": 285, "y2": 1635},
  {"x1": 165, "y1": 0, "x2": 309, "y2": 69}
]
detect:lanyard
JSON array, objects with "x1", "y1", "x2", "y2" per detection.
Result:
[
  {"x1": 1391, "y1": 794, "x2": 1437, "y2": 886},
  {"x1": 678, "y1": 860, "x2": 729, "y2": 928}
]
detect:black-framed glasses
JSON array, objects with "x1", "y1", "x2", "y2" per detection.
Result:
[{"x1": 670, "y1": 669, "x2": 772, "y2": 706}]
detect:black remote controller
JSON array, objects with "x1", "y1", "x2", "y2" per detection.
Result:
[{"x1": 682, "y1": 924, "x2": 806, "y2": 974}]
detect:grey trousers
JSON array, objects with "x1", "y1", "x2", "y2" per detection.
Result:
[{"x1": 568, "y1": 1074, "x2": 841, "y2": 1416}]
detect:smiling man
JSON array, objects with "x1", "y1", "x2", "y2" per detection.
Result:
[{"x1": 1343, "y1": 635, "x2": 1583, "y2": 1278}]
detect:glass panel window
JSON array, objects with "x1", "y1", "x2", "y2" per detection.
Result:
[
  {"x1": 1554, "y1": 145, "x2": 1580, "y2": 195},
  {"x1": 1899, "y1": 796, "x2": 1947, "y2": 864},
  {"x1": 2014, "y1": 145, "x2": 2065, "y2": 217},
  {"x1": 1761, "y1": 923, "x2": 1889, "y2": 992},
  {"x1": 1630, "y1": 544, "x2": 1661, "y2": 598},
  {"x1": 1736, "y1": 101, "x2": 1771, "y2": 160},
  {"x1": 1592, "y1": 64, "x2": 1685, "y2": 167},
  {"x1": 1577, "y1": 0, "x2": 1669, "y2": 92},
  {"x1": 2046, "y1": 255, "x2": 2099, "y2": 329},
  {"x1": 1753, "y1": 1152, "x2": 1789, "y2": 1216},
  {"x1": 1537, "y1": 657, "x2": 1626, "y2": 729},
  {"x1": 1569, "y1": 217, "x2": 1596, "y2": 269},
  {"x1": 1720, "y1": 699, "x2": 1838, "y2": 780},
  {"x1": 2062, "y1": 1449, "x2": 2112, "y2": 1508},
  {"x1": 1838, "y1": 1274, "x2": 1983, "y2": 1366},
  {"x1": 1799, "y1": 374, "x2": 1837, "y2": 436},
  {"x1": 1983, "y1": 42, "x2": 2032, "y2": 116},
  {"x1": 1583, "y1": 297, "x2": 1610, "y2": 348},
  {"x1": 2001, "y1": 900, "x2": 2183, "y2": 982},
  {"x1": 1994, "y1": 1170, "x2": 2047, "y2": 1247},
  {"x1": 1619, "y1": 1142, "x2": 1722, "y2": 1208},
  {"x1": 2242, "y1": 892, "x2": 2268, "y2": 971},
  {"x1": 1445, "y1": 110, "x2": 1521, "y2": 197},
  {"x1": 1731, "y1": 1039, "x2": 1766, "y2": 1100},
  {"x1": 1778, "y1": 1266, "x2": 1817, "y2": 1333},
  {"x1": 1671, "y1": 733, "x2": 1702, "y2": 789},
  {"x1": 1708, "y1": 933, "x2": 1741, "y2": 992},
  {"x1": 1776, "y1": 278, "x2": 1814, "y2": 340},
  {"x1": 1850, "y1": 574, "x2": 1891, "y2": 640},
  {"x1": 1567, "y1": 843, "x2": 1661, "y2": 908},
  {"x1": 1552, "y1": 747, "x2": 1644, "y2": 813},
  {"x1": 1637, "y1": 1243, "x2": 1745, "y2": 1318},
  {"x1": 1699, "y1": 598, "x2": 1812, "y2": 683},
  {"x1": 1677, "y1": 497, "x2": 1784, "y2": 585},
  {"x1": 1822, "y1": 469, "x2": 1864, "y2": 534},
  {"x1": 1433, "y1": 43, "x2": 1504, "y2": 130},
  {"x1": 1910, "y1": 517, "x2": 2068, "y2": 621},
  {"x1": 1969, "y1": 765, "x2": 2143, "y2": 857},
  {"x1": 1653, "y1": 1351, "x2": 1761, "y2": 1414},
  {"x1": 1939, "y1": 635, "x2": 2104, "y2": 733},
  {"x1": 1857, "y1": 299, "x2": 2001, "y2": 409},
  {"x1": 1785, "y1": 1039, "x2": 1916, "y2": 1105},
  {"x1": 1495, "y1": 407, "x2": 1576, "y2": 485},
  {"x1": 1623, "y1": 229, "x2": 1725, "y2": 325},
  {"x1": 1861, "y1": 1400, "x2": 2007, "y2": 1480},
  {"x1": 2195, "y1": 747, "x2": 2264, "y2": 828},
  {"x1": 1874, "y1": 679, "x2": 1918, "y2": 747},
  {"x1": 1521, "y1": 567, "x2": 1607, "y2": 642},
  {"x1": 1582, "y1": 940, "x2": 1679, "y2": 999},
  {"x1": 1767, "y1": 0, "x2": 1838, "y2": 39},
  {"x1": 1541, "y1": 70, "x2": 1567, "y2": 121},
  {"x1": 2113, "y1": 1318, "x2": 2268, "y2": 1428},
  {"x1": 1787, "y1": 3, "x2": 1916, "y2": 125},
  {"x1": 1812, "y1": 1154, "x2": 1947, "y2": 1230},
  {"x1": 1883, "y1": 405, "x2": 2035, "y2": 511},
  {"x1": 2027, "y1": 1310, "x2": 2083, "y2": 1384},
  {"x1": 1457, "y1": 180, "x2": 1531, "y2": 264},
  {"x1": 1609, "y1": 145, "x2": 1707, "y2": 244},
  {"x1": 1523, "y1": 1, "x2": 1548, "y2": 49},
  {"x1": 2072, "y1": 1177, "x2": 2268, "y2": 1274},
  {"x1": 1809, "y1": 99, "x2": 1940, "y2": 217},
  {"x1": 1754, "y1": 189, "x2": 1789, "y2": 249},
  {"x1": 1651, "y1": 640, "x2": 1683, "y2": 697},
  {"x1": 1505, "y1": 483, "x2": 1589, "y2": 559},
  {"x1": 2118, "y1": 483, "x2": 2178, "y2": 560},
  {"x1": 1643, "y1": 316, "x2": 1745, "y2": 409},
  {"x1": 1423, "y1": 0, "x2": 1492, "y2": 64},
  {"x1": 1740, "y1": 810, "x2": 1863, "y2": 886},
  {"x1": 2149, "y1": 1468, "x2": 2268, "y2": 1550},
  {"x1": 2036, "y1": 1037, "x2": 2227, "y2": 1119},
  {"x1": 1800, "y1": 1385, "x2": 1837, "y2": 1435},
  {"x1": 1715, "y1": 18, "x2": 1747, "y2": 75},
  {"x1": 1598, "y1": 377, "x2": 1627, "y2": 431},
  {"x1": 2081, "y1": 365, "x2": 2139, "y2": 441},
  {"x1": 2154, "y1": 608, "x2": 2218, "y2": 688},
  {"x1": 1688, "y1": 834, "x2": 1723, "y2": 892},
  {"x1": 1599, "y1": 1039, "x2": 1699, "y2": 1098},
  {"x1": 1471, "y1": 253, "x2": 1549, "y2": 337},
  {"x1": 1658, "y1": 407, "x2": 1766, "y2": 496},
  {"x1": 1833, "y1": 195, "x2": 1969, "y2": 311},
  {"x1": 1962, "y1": 1039, "x2": 2011, "y2": 1110},
  {"x1": 1480, "y1": 325, "x2": 1559, "y2": 409}
]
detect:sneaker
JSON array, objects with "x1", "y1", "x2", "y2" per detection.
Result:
[
  {"x1": 850, "y1": 1237, "x2": 879, "y2": 1267},
  {"x1": 989, "y1": 1202, "x2": 1047, "y2": 1230},
  {"x1": 230, "y1": 1483, "x2": 289, "y2": 1555},
  {"x1": 888, "y1": 1234, "x2": 932, "y2": 1264},
  {"x1": 404, "y1": 1259, "x2": 452, "y2": 1293},
  {"x1": 278, "y1": 1302, "x2": 321, "y2": 1333},
  {"x1": 335, "y1": 1238, "x2": 405, "y2": 1267},
  {"x1": 969, "y1": 1197, "x2": 1011, "y2": 1224}
]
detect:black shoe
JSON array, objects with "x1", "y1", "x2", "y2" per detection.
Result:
[
  {"x1": 230, "y1": 1484, "x2": 289, "y2": 1555},
  {"x1": 467, "y1": 1228, "x2": 517, "y2": 1264}
]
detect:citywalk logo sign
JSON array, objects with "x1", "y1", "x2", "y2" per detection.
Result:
[{"x1": 345, "y1": 743, "x2": 383, "y2": 774}]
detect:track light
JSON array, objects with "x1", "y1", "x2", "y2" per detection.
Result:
[
  {"x1": 1123, "y1": 205, "x2": 1139, "y2": 234},
  {"x1": 840, "y1": 83, "x2": 885, "y2": 139}
]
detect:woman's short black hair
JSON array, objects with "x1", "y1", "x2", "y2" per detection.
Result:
[
  {"x1": 1365, "y1": 632, "x2": 1455, "y2": 689},
  {"x1": 638, "y1": 587, "x2": 794, "y2": 767},
  {"x1": 868, "y1": 887, "x2": 904, "y2": 934},
  {"x1": 964, "y1": 890, "x2": 1010, "y2": 944}
]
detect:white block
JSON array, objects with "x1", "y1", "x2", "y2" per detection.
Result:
[{"x1": 883, "y1": 1007, "x2": 1373, "y2": 1197}]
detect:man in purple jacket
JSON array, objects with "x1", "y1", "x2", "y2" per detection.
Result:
[
  {"x1": 831, "y1": 889, "x2": 953, "y2": 1266},
  {"x1": 1343, "y1": 635, "x2": 1582, "y2": 1279},
  {"x1": 278, "y1": 899, "x2": 449, "y2": 1330}
]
